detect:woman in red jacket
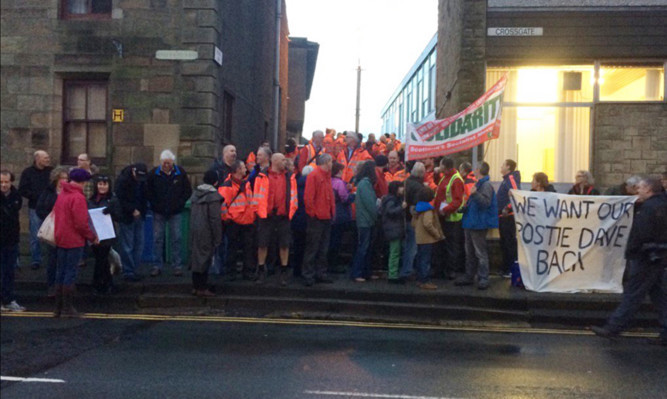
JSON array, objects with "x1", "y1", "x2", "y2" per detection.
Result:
[{"x1": 53, "y1": 168, "x2": 98, "y2": 317}]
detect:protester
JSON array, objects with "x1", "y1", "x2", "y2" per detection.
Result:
[
  {"x1": 114, "y1": 163, "x2": 148, "y2": 282},
  {"x1": 36, "y1": 167, "x2": 70, "y2": 296},
  {"x1": 285, "y1": 138, "x2": 299, "y2": 160},
  {"x1": 531, "y1": 172, "x2": 556, "y2": 192},
  {"x1": 19, "y1": 150, "x2": 53, "y2": 270},
  {"x1": 329, "y1": 162, "x2": 352, "y2": 274},
  {"x1": 1, "y1": 170, "x2": 25, "y2": 312},
  {"x1": 423, "y1": 158, "x2": 438, "y2": 191},
  {"x1": 497, "y1": 159, "x2": 521, "y2": 278},
  {"x1": 209, "y1": 144, "x2": 237, "y2": 274},
  {"x1": 248, "y1": 146, "x2": 272, "y2": 187},
  {"x1": 381, "y1": 181, "x2": 405, "y2": 283},
  {"x1": 189, "y1": 170, "x2": 223, "y2": 297},
  {"x1": 592, "y1": 177, "x2": 666, "y2": 346},
  {"x1": 434, "y1": 157, "x2": 465, "y2": 280},
  {"x1": 400, "y1": 162, "x2": 427, "y2": 281},
  {"x1": 457, "y1": 162, "x2": 498, "y2": 290},
  {"x1": 568, "y1": 170, "x2": 600, "y2": 195},
  {"x1": 147, "y1": 150, "x2": 192, "y2": 277},
  {"x1": 255, "y1": 153, "x2": 298, "y2": 286},
  {"x1": 302, "y1": 154, "x2": 336, "y2": 286},
  {"x1": 605, "y1": 175, "x2": 641, "y2": 196},
  {"x1": 291, "y1": 165, "x2": 313, "y2": 277},
  {"x1": 87, "y1": 174, "x2": 117, "y2": 295},
  {"x1": 246, "y1": 141, "x2": 270, "y2": 171},
  {"x1": 351, "y1": 161, "x2": 378, "y2": 282},
  {"x1": 337, "y1": 132, "x2": 373, "y2": 186},
  {"x1": 53, "y1": 168, "x2": 98, "y2": 317},
  {"x1": 297, "y1": 130, "x2": 326, "y2": 173},
  {"x1": 373, "y1": 155, "x2": 389, "y2": 198},
  {"x1": 384, "y1": 151, "x2": 408, "y2": 183},
  {"x1": 412, "y1": 188, "x2": 442, "y2": 290},
  {"x1": 459, "y1": 162, "x2": 477, "y2": 202},
  {"x1": 75, "y1": 153, "x2": 99, "y2": 199},
  {"x1": 219, "y1": 161, "x2": 256, "y2": 281}
]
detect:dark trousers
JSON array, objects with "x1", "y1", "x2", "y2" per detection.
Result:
[
  {"x1": 225, "y1": 222, "x2": 256, "y2": 277},
  {"x1": 291, "y1": 228, "x2": 306, "y2": 277},
  {"x1": 441, "y1": 219, "x2": 464, "y2": 276},
  {"x1": 351, "y1": 226, "x2": 373, "y2": 279},
  {"x1": 192, "y1": 271, "x2": 209, "y2": 291},
  {"x1": 1, "y1": 244, "x2": 19, "y2": 305},
  {"x1": 498, "y1": 215, "x2": 517, "y2": 274},
  {"x1": 92, "y1": 244, "x2": 112, "y2": 292},
  {"x1": 302, "y1": 217, "x2": 331, "y2": 281},
  {"x1": 607, "y1": 259, "x2": 666, "y2": 339}
]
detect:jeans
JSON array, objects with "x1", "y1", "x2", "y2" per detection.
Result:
[
  {"x1": 499, "y1": 215, "x2": 517, "y2": 274},
  {"x1": 1, "y1": 244, "x2": 19, "y2": 304},
  {"x1": 302, "y1": 217, "x2": 331, "y2": 281},
  {"x1": 118, "y1": 218, "x2": 145, "y2": 277},
  {"x1": 400, "y1": 223, "x2": 417, "y2": 278},
  {"x1": 28, "y1": 208, "x2": 43, "y2": 266},
  {"x1": 55, "y1": 247, "x2": 83, "y2": 286},
  {"x1": 211, "y1": 235, "x2": 228, "y2": 275},
  {"x1": 414, "y1": 244, "x2": 433, "y2": 283},
  {"x1": 351, "y1": 227, "x2": 373, "y2": 279},
  {"x1": 464, "y1": 229, "x2": 490, "y2": 285},
  {"x1": 153, "y1": 212, "x2": 182, "y2": 270},
  {"x1": 607, "y1": 259, "x2": 666, "y2": 339},
  {"x1": 387, "y1": 240, "x2": 402, "y2": 280}
]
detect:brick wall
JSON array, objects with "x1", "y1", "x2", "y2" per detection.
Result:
[{"x1": 593, "y1": 103, "x2": 667, "y2": 189}]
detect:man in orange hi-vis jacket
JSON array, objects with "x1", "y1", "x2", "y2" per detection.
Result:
[
  {"x1": 254, "y1": 153, "x2": 298, "y2": 286},
  {"x1": 384, "y1": 151, "x2": 409, "y2": 183},
  {"x1": 297, "y1": 130, "x2": 326, "y2": 174},
  {"x1": 337, "y1": 132, "x2": 373, "y2": 187}
]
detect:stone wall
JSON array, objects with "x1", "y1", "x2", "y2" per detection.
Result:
[{"x1": 593, "y1": 103, "x2": 667, "y2": 189}]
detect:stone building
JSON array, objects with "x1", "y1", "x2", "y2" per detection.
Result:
[
  {"x1": 287, "y1": 37, "x2": 319, "y2": 143},
  {"x1": 1, "y1": 0, "x2": 316, "y2": 178},
  {"x1": 436, "y1": 0, "x2": 666, "y2": 187}
]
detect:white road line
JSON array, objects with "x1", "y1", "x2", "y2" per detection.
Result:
[
  {"x1": 1, "y1": 376, "x2": 66, "y2": 383},
  {"x1": 303, "y1": 390, "x2": 464, "y2": 399}
]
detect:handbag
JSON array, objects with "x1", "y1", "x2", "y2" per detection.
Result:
[{"x1": 37, "y1": 211, "x2": 56, "y2": 246}]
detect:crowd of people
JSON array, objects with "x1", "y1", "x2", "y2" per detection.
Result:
[{"x1": 1, "y1": 129, "x2": 665, "y2": 339}]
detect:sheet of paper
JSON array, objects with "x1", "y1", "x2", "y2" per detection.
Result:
[
  {"x1": 439, "y1": 201, "x2": 448, "y2": 211},
  {"x1": 88, "y1": 208, "x2": 116, "y2": 241}
]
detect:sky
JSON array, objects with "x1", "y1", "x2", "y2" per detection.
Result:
[{"x1": 285, "y1": 0, "x2": 438, "y2": 140}]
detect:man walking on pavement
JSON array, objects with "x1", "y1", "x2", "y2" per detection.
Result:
[
  {"x1": 434, "y1": 157, "x2": 466, "y2": 280},
  {"x1": 147, "y1": 150, "x2": 192, "y2": 277},
  {"x1": 592, "y1": 177, "x2": 666, "y2": 345},
  {"x1": 497, "y1": 159, "x2": 521, "y2": 278},
  {"x1": 302, "y1": 154, "x2": 336, "y2": 286},
  {"x1": 19, "y1": 150, "x2": 53, "y2": 270},
  {"x1": 255, "y1": 153, "x2": 298, "y2": 286}
]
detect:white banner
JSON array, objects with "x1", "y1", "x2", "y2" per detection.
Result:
[{"x1": 510, "y1": 190, "x2": 637, "y2": 293}]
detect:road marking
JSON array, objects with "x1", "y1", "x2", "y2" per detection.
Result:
[
  {"x1": 1, "y1": 311, "x2": 658, "y2": 338},
  {"x1": 304, "y1": 390, "x2": 464, "y2": 399},
  {"x1": 1, "y1": 376, "x2": 65, "y2": 383}
]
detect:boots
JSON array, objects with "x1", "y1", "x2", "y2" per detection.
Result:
[
  {"x1": 52, "y1": 285, "x2": 63, "y2": 318},
  {"x1": 255, "y1": 265, "x2": 266, "y2": 285},
  {"x1": 279, "y1": 267, "x2": 288, "y2": 287},
  {"x1": 61, "y1": 285, "x2": 79, "y2": 318}
]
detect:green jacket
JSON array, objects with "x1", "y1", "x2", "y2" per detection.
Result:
[{"x1": 355, "y1": 177, "x2": 377, "y2": 228}]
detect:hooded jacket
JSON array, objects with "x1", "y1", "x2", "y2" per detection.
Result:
[
  {"x1": 354, "y1": 177, "x2": 378, "y2": 229},
  {"x1": 462, "y1": 175, "x2": 499, "y2": 230},
  {"x1": 497, "y1": 170, "x2": 521, "y2": 215},
  {"x1": 380, "y1": 194, "x2": 404, "y2": 241},
  {"x1": 114, "y1": 165, "x2": 148, "y2": 224},
  {"x1": 54, "y1": 182, "x2": 97, "y2": 248},
  {"x1": 0, "y1": 186, "x2": 22, "y2": 247},
  {"x1": 189, "y1": 184, "x2": 224, "y2": 273}
]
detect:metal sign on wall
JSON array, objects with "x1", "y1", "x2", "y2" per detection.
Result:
[
  {"x1": 112, "y1": 109, "x2": 124, "y2": 123},
  {"x1": 487, "y1": 27, "x2": 543, "y2": 36}
]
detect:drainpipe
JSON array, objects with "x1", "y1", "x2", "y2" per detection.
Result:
[{"x1": 272, "y1": 0, "x2": 282, "y2": 151}]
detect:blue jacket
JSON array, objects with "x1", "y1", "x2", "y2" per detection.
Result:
[
  {"x1": 463, "y1": 176, "x2": 498, "y2": 230},
  {"x1": 497, "y1": 170, "x2": 521, "y2": 214}
]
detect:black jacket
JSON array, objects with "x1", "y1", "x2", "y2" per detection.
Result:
[
  {"x1": 35, "y1": 184, "x2": 58, "y2": 220},
  {"x1": 209, "y1": 158, "x2": 233, "y2": 188},
  {"x1": 114, "y1": 165, "x2": 148, "y2": 224},
  {"x1": 19, "y1": 164, "x2": 53, "y2": 209},
  {"x1": 625, "y1": 193, "x2": 667, "y2": 263},
  {"x1": 146, "y1": 165, "x2": 192, "y2": 216},
  {"x1": 380, "y1": 194, "x2": 405, "y2": 241},
  {"x1": 0, "y1": 187, "x2": 23, "y2": 247},
  {"x1": 404, "y1": 175, "x2": 425, "y2": 222}
]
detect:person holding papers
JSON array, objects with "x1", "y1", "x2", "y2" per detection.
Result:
[{"x1": 87, "y1": 174, "x2": 117, "y2": 296}]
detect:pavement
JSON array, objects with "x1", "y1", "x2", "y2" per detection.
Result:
[{"x1": 11, "y1": 257, "x2": 660, "y2": 331}]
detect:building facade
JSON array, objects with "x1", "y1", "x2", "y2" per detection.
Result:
[
  {"x1": 287, "y1": 37, "x2": 319, "y2": 143},
  {"x1": 435, "y1": 0, "x2": 666, "y2": 186},
  {"x1": 1, "y1": 0, "x2": 315, "y2": 178}
]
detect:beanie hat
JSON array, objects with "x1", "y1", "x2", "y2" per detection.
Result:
[{"x1": 69, "y1": 168, "x2": 92, "y2": 182}]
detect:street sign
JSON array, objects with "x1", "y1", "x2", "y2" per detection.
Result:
[
  {"x1": 112, "y1": 109, "x2": 124, "y2": 123},
  {"x1": 155, "y1": 50, "x2": 199, "y2": 61},
  {"x1": 214, "y1": 46, "x2": 223, "y2": 66},
  {"x1": 487, "y1": 27, "x2": 543, "y2": 36}
]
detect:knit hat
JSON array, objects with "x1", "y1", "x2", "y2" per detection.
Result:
[{"x1": 69, "y1": 168, "x2": 92, "y2": 182}]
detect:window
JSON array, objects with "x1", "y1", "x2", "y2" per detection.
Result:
[
  {"x1": 62, "y1": 0, "x2": 112, "y2": 19},
  {"x1": 63, "y1": 81, "x2": 108, "y2": 164},
  {"x1": 599, "y1": 65, "x2": 664, "y2": 102}
]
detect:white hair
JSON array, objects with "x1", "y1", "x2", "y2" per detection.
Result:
[
  {"x1": 301, "y1": 165, "x2": 314, "y2": 177},
  {"x1": 160, "y1": 149, "x2": 176, "y2": 161},
  {"x1": 411, "y1": 162, "x2": 425, "y2": 178}
]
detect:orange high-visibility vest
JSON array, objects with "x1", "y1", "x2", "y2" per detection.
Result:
[
  {"x1": 424, "y1": 170, "x2": 438, "y2": 191},
  {"x1": 245, "y1": 152, "x2": 256, "y2": 171},
  {"x1": 254, "y1": 171, "x2": 298, "y2": 220},
  {"x1": 323, "y1": 131, "x2": 336, "y2": 155},
  {"x1": 337, "y1": 146, "x2": 373, "y2": 184},
  {"x1": 218, "y1": 178, "x2": 256, "y2": 225},
  {"x1": 384, "y1": 166, "x2": 409, "y2": 183},
  {"x1": 462, "y1": 171, "x2": 478, "y2": 202}
]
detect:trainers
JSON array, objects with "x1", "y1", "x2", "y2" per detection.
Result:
[
  {"x1": 500, "y1": 271, "x2": 512, "y2": 279},
  {"x1": 417, "y1": 282, "x2": 438, "y2": 290},
  {"x1": 4, "y1": 301, "x2": 26, "y2": 312},
  {"x1": 150, "y1": 267, "x2": 161, "y2": 277}
]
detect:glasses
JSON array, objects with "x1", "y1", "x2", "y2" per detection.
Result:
[{"x1": 77, "y1": 158, "x2": 90, "y2": 162}]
